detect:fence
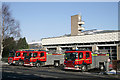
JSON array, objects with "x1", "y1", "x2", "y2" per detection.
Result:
[{"x1": 112, "y1": 60, "x2": 120, "y2": 70}]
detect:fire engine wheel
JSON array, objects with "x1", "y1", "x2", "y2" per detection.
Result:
[
  {"x1": 99, "y1": 64, "x2": 105, "y2": 71},
  {"x1": 8, "y1": 63, "x2": 13, "y2": 65},
  {"x1": 54, "y1": 62, "x2": 59, "y2": 67},
  {"x1": 18, "y1": 61, "x2": 24, "y2": 66},
  {"x1": 36, "y1": 63, "x2": 41, "y2": 67},
  {"x1": 81, "y1": 65, "x2": 87, "y2": 72}
]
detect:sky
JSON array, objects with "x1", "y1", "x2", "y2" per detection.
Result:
[{"x1": 7, "y1": 2, "x2": 118, "y2": 43}]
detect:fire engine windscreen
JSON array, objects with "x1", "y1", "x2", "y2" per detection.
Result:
[
  {"x1": 25, "y1": 53, "x2": 33, "y2": 59},
  {"x1": 65, "y1": 52, "x2": 78, "y2": 61},
  {"x1": 29, "y1": 53, "x2": 33, "y2": 58},
  {"x1": 9, "y1": 52, "x2": 15, "y2": 57},
  {"x1": 33, "y1": 53, "x2": 37, "y2": 58}
]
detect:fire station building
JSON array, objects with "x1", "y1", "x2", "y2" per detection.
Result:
[{"x1": 41, "y1": 14, "x2": 120, "y2": 60}]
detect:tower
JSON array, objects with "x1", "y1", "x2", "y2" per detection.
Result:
[{"x1": 71, "y1": 14, "x2": 85, "y2": 36}]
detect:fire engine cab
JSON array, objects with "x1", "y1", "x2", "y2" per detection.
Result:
[
  {"x1": 64, "y1": 50, "x2": 109, "y2": 71},
  {"x1": 8, "y1": 50, "x2": 31, "y2": 65}
]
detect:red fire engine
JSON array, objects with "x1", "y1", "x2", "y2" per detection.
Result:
[
  {"x1": 24, "y1": 50, "x2": 64, "y2": 67},
  {"x1": 64, "y1": 50, "x2": 109, "y2": 71},
  {"x1": 8, "y1": 50, "x2": 30, "y2": 65}
]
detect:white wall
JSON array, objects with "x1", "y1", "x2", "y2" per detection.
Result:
[{"x1": 42, "y1": 32, "x2": 119, "y2": 45}]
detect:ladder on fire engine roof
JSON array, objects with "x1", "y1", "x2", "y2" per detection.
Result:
[{"x1": 18, "y1": 49, "x2": 45, "y2": 51}]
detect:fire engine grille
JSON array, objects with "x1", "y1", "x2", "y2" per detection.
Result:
[
  {"x1": 9, "y1": 58, "x2": 13, "y2": 63},
  {"x1": 66, "y1": 61, "x2": 74, "y2": 67},
  {"x1": 24, "y1": 59, "x2": 30, "y2": 64},
  {"x1": 25, "y1": 62, "x2": 30, "y2": 64}
]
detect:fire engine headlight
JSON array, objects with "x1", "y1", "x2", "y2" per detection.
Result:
[
  {"x1": 30, "y1": 62, "x2": 33, "y2": 64},
  {"x1": 13, "y1": 61, "x2": 15, "y2": 63},
  {"x1": 75, "y1": 65, "x2": 79, "y2": 68}
]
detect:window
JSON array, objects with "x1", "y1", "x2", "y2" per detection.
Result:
[
  {"x1": 79, "y1": 52, "x2": 83, "y2": 59},
  {"x1": 29, "y1": 53, "x2": 33, "y2": 58},
  {"x1": 16, "y1": 52, "x2": 20, "y2": 57},
  {"x1": 40, "y1": 53, "x2": 44, "y2": 57},
  {"x1": 75, "y1": 52, "x2": 78, "y2": 59},
  {"x1": 86, "y1": 52, "x2": 90, "y2": 58},
  {"x1": 65, "y1": 52, "x2": 78, "y2": 61},
  {"x1": 33, "y1": 53, "x2": 37, "y2": 58},
  {"x1": 9, "y1": 52, "x2": 15, "y2": 57},
  {"x1": 23, "y1": 53, "x2": 27, "y2": 57}
]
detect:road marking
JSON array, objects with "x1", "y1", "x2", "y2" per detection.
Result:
[
  {"x1": 24, "y1": 74, "x2": 31, "y2": 75},
  {"x1": 5, "y1": 70, "x2": 14, "y2": 73},
  {"x1": 34, "y1": 74, "x2": 39, "y2": 76},
  {"x1": 16, "y1": 71, "x2": 22, "y2": 74},
  {"x1": 34, "y1": 74, "x2": 59, "y2": 78},
  {"x1": 12, "y1": 76, "x2": 17, "y2": 78},
  {"x1": 40, "y1": 74, "x2": 59, "y2": 78},
  {"x1": 7, "y1": 76, "x2": 17, "y2": 78}
]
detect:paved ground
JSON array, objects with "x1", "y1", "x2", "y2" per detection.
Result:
[{"x1": 1, "y1": 63, "x2": 120, "y2": 80}]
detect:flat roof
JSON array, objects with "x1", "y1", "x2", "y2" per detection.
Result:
[{"x1": 42, "y1": 30, "x2": 119, "y2": 40}]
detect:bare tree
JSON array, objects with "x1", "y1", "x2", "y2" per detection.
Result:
[
  {"x1": 0, "y1": 3, "x2": 21, "y2": 59},
  {"x1": 0, "y1": 3, "x2": 2, "y2": 59}
]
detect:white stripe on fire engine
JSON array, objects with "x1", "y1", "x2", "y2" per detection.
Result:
[
  {"x1": 31, "y1": 57, "x2": 45, "y2": 59},
  {"x1": 75, "y1": 59, "x2": 90, "y2": 61}
]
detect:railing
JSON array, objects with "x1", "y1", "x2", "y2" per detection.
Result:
[{"x1": 112, "y1": 60, "x2": 120, "y2": 71}]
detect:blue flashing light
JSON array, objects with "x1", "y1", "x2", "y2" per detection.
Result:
[
  {"x1": 76, "y1": 49, "x2": 78, "y2": 50},
  {"x1": 73, "y1": 61, "x2": 75, "y2": 64},
  {"x1": 66, "y1": 50, "x2": 71, "y2": 51},
  {"x1": 65, "y1": 61, "x2": 67, "y2": 63}
]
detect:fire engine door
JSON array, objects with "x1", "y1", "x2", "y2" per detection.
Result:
[
  {"x1": 85, "y1": 52, "x2": 91, "y2": 64},
  {"x1": 78, "y1": 52, "x2": 84, "y2": 64},
  {"x1": 32, "y1": 52, "x2": 38, "y2": 62},
  {"x1": 15, "y1": 52, "x2": 21, "y2": 60},
  {"x1": 39, "y1": 52, "x2": 46, "y2": 61}
]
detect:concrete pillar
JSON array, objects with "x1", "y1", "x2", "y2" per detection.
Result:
[
  {"x1": 117, "y1": 44, "x2": 120, "y2": 60},
  {"x1": 43, "y1": 47, "x2": 48, "y2": 51},
  {"x1": 72, "y1": 46, "x2": 78, "y2": 50},
  {"x1": 92, "y1": 45, "x2": 98, "y2": 53},
  {"x1": 56, "y1": 46, "x2": 63, "y2": 54},
  {"x1": 56, "y1": 46, "x2": 62, "y2": 51}
]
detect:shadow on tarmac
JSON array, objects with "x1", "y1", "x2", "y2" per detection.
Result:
[
  {"x1": 2, "y1": 72, "x2": 62, "y2": 80},
  {"x1": 2, "y1": 71, "x2": 120, "y2": 80}
]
